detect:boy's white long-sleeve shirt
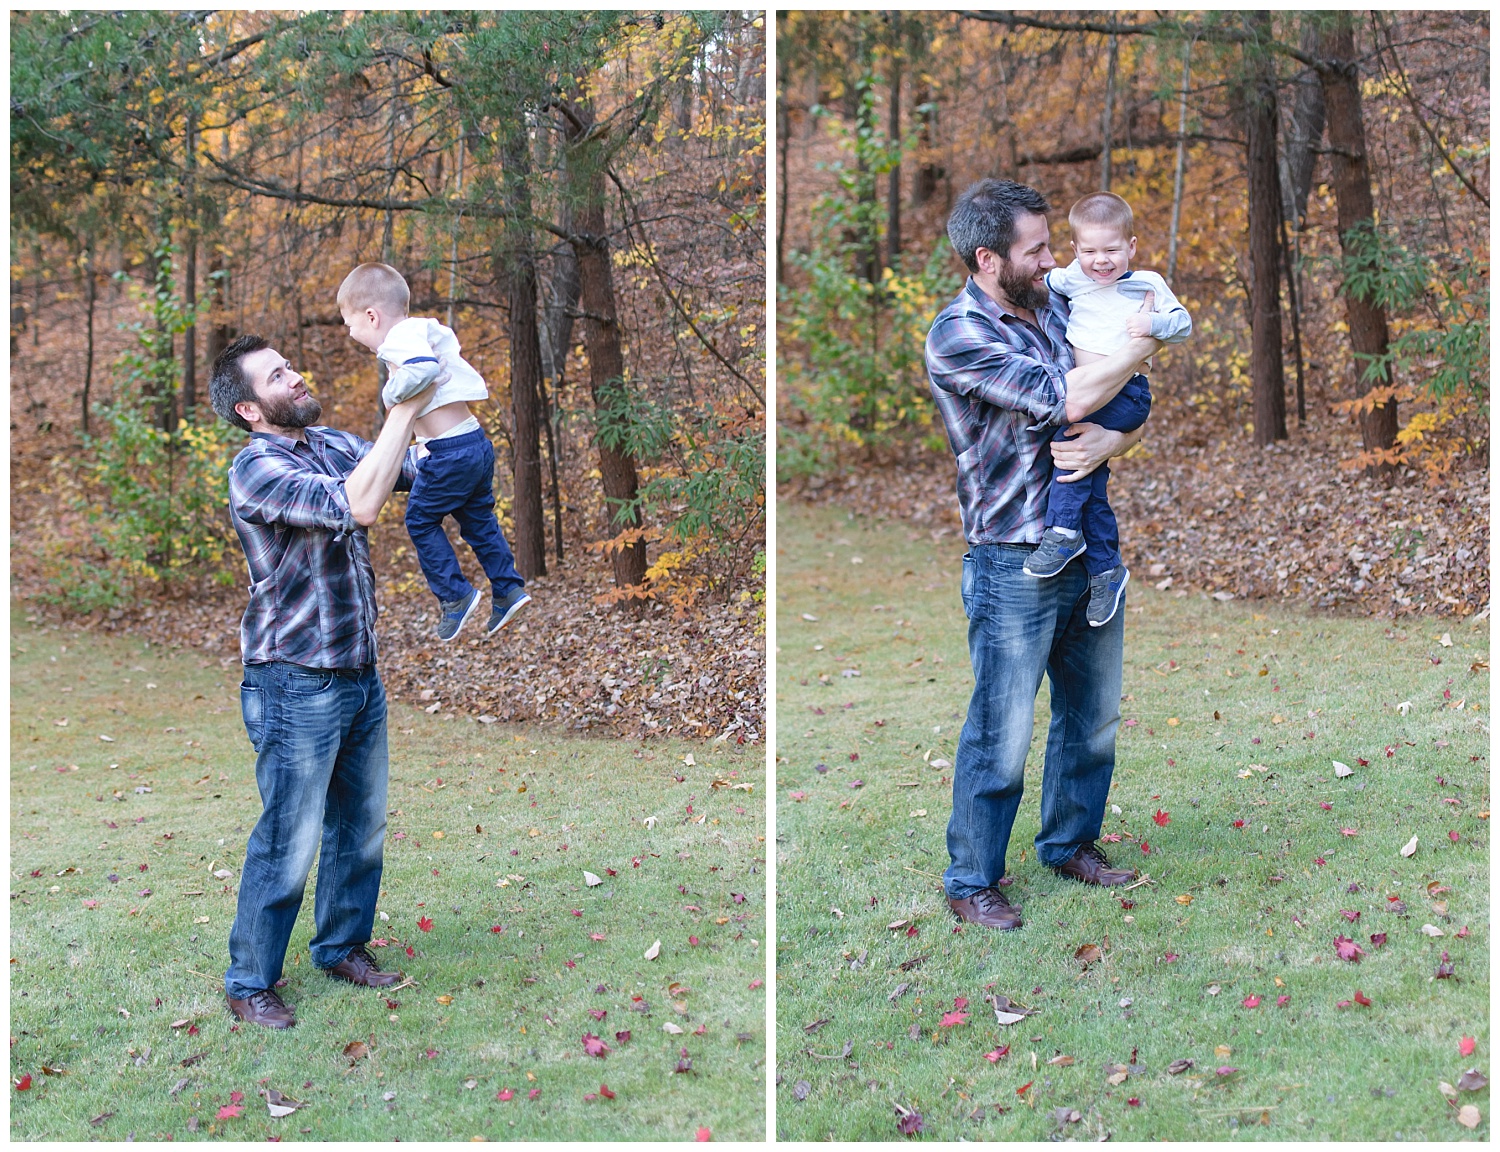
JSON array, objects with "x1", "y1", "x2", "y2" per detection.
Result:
[
  {"x1": 377, "y1": 316, "x2": 489, "y2": 416},
  {"x1": 1045, "y1": 262, "x2": 1192, "y2": 358}
]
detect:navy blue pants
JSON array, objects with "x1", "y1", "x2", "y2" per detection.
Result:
[
  {"x1": 1044, "y1": 374, "x2": 1152, "y2": 576},
  {"x1": 405, "y1": 428, "x2": 526, "y2": 604}
]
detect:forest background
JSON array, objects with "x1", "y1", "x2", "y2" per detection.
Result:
[
  {"x1": 11, "y1": 10, "x2": 767, "y2": 741},
  {"x1": 777, "y1": 10, "x2": 1488, "y2": 619}
]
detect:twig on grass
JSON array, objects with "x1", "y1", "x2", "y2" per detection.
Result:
[
  {"x1": 1121, "y1": 874, "x2": 1154, "y2": 891},
  {"x1": 903, "y1": 865, "x2": 945, "y2": 881}
]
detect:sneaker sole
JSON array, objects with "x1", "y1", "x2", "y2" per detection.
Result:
[
  {"x1": 1087, "y1": 568, "x2": 1130, "y2": 627},
  {"x1": 487, "y1": 593, "x2": 532, "y2": 636},
  {"x1": 438, "y1": 591, "x2": 484, "y2": 642},
  {"x1": 1023, "y1": 540, "x2": 1086, "y2": 578}
]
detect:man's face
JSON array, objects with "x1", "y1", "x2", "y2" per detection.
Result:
[
  {"x1": 240, "y1": 347, "x2": 322, "y2": 430},
  {"x1": 1072, "y1": 224, "x2": 1137, "y2": 284},
  {"x1": 979, "y1": 211, "x2": 1056, "y2": 312}
]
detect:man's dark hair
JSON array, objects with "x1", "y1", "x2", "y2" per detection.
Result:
[
  {"x1": 947, "y1": 179, "x2": 1052, "y2": 273},
  {"x1": 209, "y1": 334, "x2": 269, "y2": 432}
]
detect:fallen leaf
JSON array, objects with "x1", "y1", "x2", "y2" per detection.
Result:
[
  {"x1": 794, "y1": 1079, "x2": 811, "y2": 1101},
  {"x1": 984, "y1": 1046, "x2": 1009, "y2": 1063},
  {"x1": 644, "y1": 939, "x2": 661, "y2": 960},
  {"x1": 1399, "y1": 835, "x2": 1419, "y2": 858},
  {"x1": 1460, "y1": 1037, "x2": 1477, "y2": 1057},
  {"x1": 418, "y1": 916, "x2": 433, "y2": 932},
  {"x1": 497, "y1": 1088, "x2": 515, "y2": 1102},
  {"x1": 663, "y1": 1022, "x2": 684, "y2": 1035},
  {"x1": 584, "y1": 871, "x2": 602, "y2": 887},
  {"x1": 1167, "y1": 1059, "x2": 1194, "y2": 1075},
  {"x1": 1016, "y1": 1080, "x2": 1034, "y2": 1097},
  {"x1": 1153, "y1": 809, "x2": 1170, "y2": 826},
  {"x1": 1457, "y1": 1070, "x2": 1488, "y2": 1092},
  {"x1": 342, "y1": 1041, "x2": 369, "y2": 1063},
  {"x1": 1333, "y1": 761, "x2": 1353, "y2": 778},
  {"x1": 582, "y1": 1033, "x2": 610, "y2": 1058},
  {"x1": 1243, "y1": 994, "x2": 1261, "y2": 1008},
  {"x1": 1354, "y1": 989, "x2": 1372, "y2": 1007},
  {"x1": 264, "y1": 1089, "x2": 303, "y2": 1119},
  {"x1": 1075, "y1": 943, "x2": 1102, "y2": 967},
  {"x1": 1457, "y1": 1105, "x2": 1481, "y2": 1129},
  {"x1": 217, "y1": 1104, "x2": 243, "y2": 1120},
  {"x1": 1370, "y1": 932, "x2": 1388, "y2": 948},
  {"x1": 15, "y1": 1074, "x2": 32, "y2": 1091},
  {"x1": 938, "y1": 1010, "x2": 968, "y2": 1028},
  {"x1": 1046, "y1": 1054, "x2": 1075, "y2": 1066},
  {"x1": 1175, "y1": 894, "x2": 1193, "y2": 906},
  {"x1": 1334, "y1": 936, "x2": 1365, "y2": 962},
  {"x1": 1422, "y1": 924, "x2": 1446, "y2": 938}
]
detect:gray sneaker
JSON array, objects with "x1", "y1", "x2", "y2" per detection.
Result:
[
  {"x1": 486, "y1": 589, "x2": 532, "y2": 636},
  {"x1": 1086, "y1": 564, "x2": 1130, "y2": 627},
  {"x1": 1023, "y1": 527, "x2": 1088, "y2": 578},
  {"x1": 436, "y1": 587, "x2": 483, "y2": 642}
]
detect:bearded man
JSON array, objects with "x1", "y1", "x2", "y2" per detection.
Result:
[
  {"x1": 208, "y1": 334, "x2": 430, "y2": 1027},
  {"x1": 925, "y1": 180, "x2": 1164, "y2": 930}
]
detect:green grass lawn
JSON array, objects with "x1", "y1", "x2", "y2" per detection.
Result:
[
  {"x1": 775, "y1": 502, "x2": 1488, "y2": 1142},
  {"x1": 10, "y1": 608, "x2": 766, "y2": 1141}
]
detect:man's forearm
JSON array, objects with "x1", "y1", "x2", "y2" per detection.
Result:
[
  {"x1": 1062, "y1": 335, "x2": 1161, "y2": 422},
  {"x1": 345, "y1": 399, "x2": 423, "y2": 526}
]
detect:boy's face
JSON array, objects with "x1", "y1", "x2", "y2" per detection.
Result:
[
  {"x1": 342, "y1": 305, "x2": 387, "y2": 351},
  {"x1": 1071, "y1": 224, "x2": 1136, "y2": 284}
]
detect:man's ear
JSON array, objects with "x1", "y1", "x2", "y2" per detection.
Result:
[
  {"x1": 234, "y1": 400, "x2": 262, "y2": 428},
  {"x1": 973, "y1": 246, "x2": 998, "y2": 275}
]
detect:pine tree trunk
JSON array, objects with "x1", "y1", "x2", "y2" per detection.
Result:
[
  {"x1": 1317, "y1": 12, "x2": 1399, "y2": 478},
  {"x1": 500, "y1": 125, "x2": 547, "y2": 578},
  {"x1": 565, "y1": 101, "x2": 648, "y2": 594},
  {"x1": 1242, "y1": 16, "x2": 1286, "y2": 446}
]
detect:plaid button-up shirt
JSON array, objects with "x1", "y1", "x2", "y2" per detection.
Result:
[
  {"x1": 228, "y1": 427, "x2": 417, "y2": 669},
  {"x1": 926, "y1": 278, "x2": 1074, "y2": 546}
]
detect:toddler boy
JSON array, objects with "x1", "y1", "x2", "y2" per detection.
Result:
[
  {"x1": 1024, "y1": 192, "x2": 1191, "y2": 626},
  {"x1": 338, "y1": 262, "x2": 530, "y2": 641}
]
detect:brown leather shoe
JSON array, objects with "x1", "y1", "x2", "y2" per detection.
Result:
[
  {"x1": 226, "y1": 988, "x2": 296, "y2": 1029},
  {"x1": 947, "y1": 887, "x2": 1023, "y2": 930},
  {"x1": 1053, "y1": 842, "x2": 1136, "y2": 887},
  {"x1": 326, "y1": 945, "x2": 402, "y2": 988}
]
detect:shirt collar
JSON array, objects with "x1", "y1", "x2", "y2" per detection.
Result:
[
  {"x1": 250, "y1": 426, "x2": 325, "y2": 450},
  {"x1": 963, "y1": 276, "x2": 1060, "y2": 329}
]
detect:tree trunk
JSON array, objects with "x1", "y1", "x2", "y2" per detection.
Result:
[
  {"x1": 181, "y1": 114, "x2": 198, "y2": 416},
  {"x1": 500, "y1": 124, "x2": 547, "y2": 579},
  {"x1": 1281, "y1": 22, "x2": 1325, "y2": 230},
  {"x1": 540, "y1": 205, "x2": 580, "y2": 565},
  {"x1": 912, "y1": 79, "x2": 941, "y2": 207},
  {"x1": 564, "y1": 100, "x2": 648, "y2": 594},
  {"x1": 82, "y1": 242, "x2": 96, "y2": 437},
  {"x1": 1166, "y1": 40, "x2": 1191, "y2": 283},
  {"x1": 886, "y1": 12, "x2": 902, "y2": 269},
  {"x1": 1242, "y1": 15, "x2": 1286, "y2": 446},
  {"x1": 1317, "y1": 12, "x2": 1398, "y2": 477},
  {"x1": 1100, "y1": 33, "x2": 1119, "y2": 190}
]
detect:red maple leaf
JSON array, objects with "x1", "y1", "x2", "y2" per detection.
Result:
[
  {"x1": 528, "y1": 1088, "x2": 541, "y2": 1100},
  {"x1": 1232, "y1": 819, "x2": 1245, "y2": 828},
  {"x1": 599, "y1": 1083, "x2": 616, "y2": 1100},
  {"x1": 1276, "y1": 995, "x2": 1290, "y2": 1007},
  {"x1": 491, "y1": 925, "x2": 504, "y2": 933},
  {"x1": 938, "y1": 1010, "x2": 968, "y2": 1027},
  {"x1": 615, "y1": 1030, "x2": 631, "y2": 1044},
  {"x1": 497, "y1": 1088, "x2": 514, "y2": 1102},
  {"x1": 217, "y1": 1105, "x2": 243, "y2": 1119},
  {"x1": 695, "y1": 1128, "x2": 712, "y2": 1142},
  {"x1": 1242, "y1": 994, "x2": 1261, "y2": 1008},
  {"x1": 953, "y1": 996, "x2": 969, "y2": 1010},
  {"x1": 1354, "y1": 989, "x2": 1372, "y2": 1007},
  {"x1": 1140, "y1": 841, "x2": 1151, "y2": 854},
  {"x1": 1163, "y1": 952, "x2": 1179, "y2": 963},
  {"x1": 905, "y1": 925, "x2": 919, "y2": 937},
  {"x1": 1334, "y1": 936, "x2": 1364, "y2": 962},
  {"x1": 1339, "y1": 827, "x2": 1358, "y2": 837},
  {"x1": 405, "y1": 945, "x2": 415, "y2": 958},
  {"x1": 984, "y1": 1046, "x2": 1009, "y2": 1062},
  {"x1": 1370, "y1": 933, "x2": 1387, "y2": 948},
  {"x1": 589, "y1": 1009, "x2": 607, "y2": 1021},
  {"x1": 582, "y1": 1033, "x2": 610, "y2": 1058},
  {"x1": 417, "y1": 916, "x2": 433, "y2": 932},
  {"x1": 1340, "y1": 909, "x2": 1360, "y2": 922},
  {"x1": 1127, "y1": 1097, "x2": 1141, "y2": 1106},
  {"x1": 15, "y1": 1074, "x2": 31, "y2": 1091},
  {"x1": 229, "y1": 1091, "x2": 243, "y2": 1104},
  {"x1": 1153, "y1": 809, "x2": 1170, "y2": 827},
  {"x1": 1460, "y1": 1036, "x2": 1476, "y2": 1057},
  {"x1": 187, "y1": 1023, "x2": 199, "y2": 1036},
  {"x1": 1016, "y1": 1080, "x2": 1034, "y2": 1096},
  {"x1": 689, "y1": 936, "x2": 700, "y2": 946}
]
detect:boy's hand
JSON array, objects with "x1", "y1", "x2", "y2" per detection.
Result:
[{"x1": 1124, "y1": 290, "x2": 1156, "y2": 338}]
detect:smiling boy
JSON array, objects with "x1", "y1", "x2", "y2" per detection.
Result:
[{"x1": 1023, "y1": 192, "x2": 1191, "y2": 626}]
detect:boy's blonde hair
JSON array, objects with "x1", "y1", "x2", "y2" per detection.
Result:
[
  {"x1": 1068, "y1": 192, "x2": 1135, "y2": 239},
  {"x1": 337, "y1": 262, "x2": 410, "y2": 315}
]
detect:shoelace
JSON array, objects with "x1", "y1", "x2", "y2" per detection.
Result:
[
  {"x1": 1079, "y1": 843, "x2": 1112, "y2": 868},
  {"x1": 975, "y1": 887, "x2": 1010, "y2": 911},
  {"x1": 250, "y1": 988, "x2": 287, "y2": 1012}
]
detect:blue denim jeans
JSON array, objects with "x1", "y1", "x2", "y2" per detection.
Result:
[
  {"x1": 944, "y1": 543, "x2": 1125, "y2": 899},
  {"x1": 405, "y1": 428, "x2": 526, "y2": 604},
  {"x1": 224, "y1": 662, "x2": 389, "y2": 999}
]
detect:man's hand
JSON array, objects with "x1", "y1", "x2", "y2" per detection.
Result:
[
  {"x1": 1124, "y1": 290, "x2": 1156, "y2": 338},
  {"x1": 1051, "y1": 423, "x2": 1131, "y2": 482},
  {"x1": 345, "y1": 381, "x2": 437, "y2": 526}
]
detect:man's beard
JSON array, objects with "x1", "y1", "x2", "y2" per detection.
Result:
[
  {"x1": 260, "y1": 392, "x2": 322, "y2": 429},
  {"x1": 997, "y1": 261, "x2": 1048, "y2": 312}
]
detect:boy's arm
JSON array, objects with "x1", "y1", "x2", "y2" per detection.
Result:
[
  {"x1": 1044, "y1": 260, "x2": 1093, "y2": 300},
  {"x1": 1118, "y1": 271, "x2": 1192, "y2": 343},
  {"x1": 379, "y1": 321, "x2": 451, "y2": 405}
]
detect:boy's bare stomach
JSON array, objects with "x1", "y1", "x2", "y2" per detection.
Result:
[
  {"x1": 1071, "y1": 346, "x2": 1152, "y2": 374},
  {"x1": 413, "y1": 400, "x2": 475, "y2": 440}
]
